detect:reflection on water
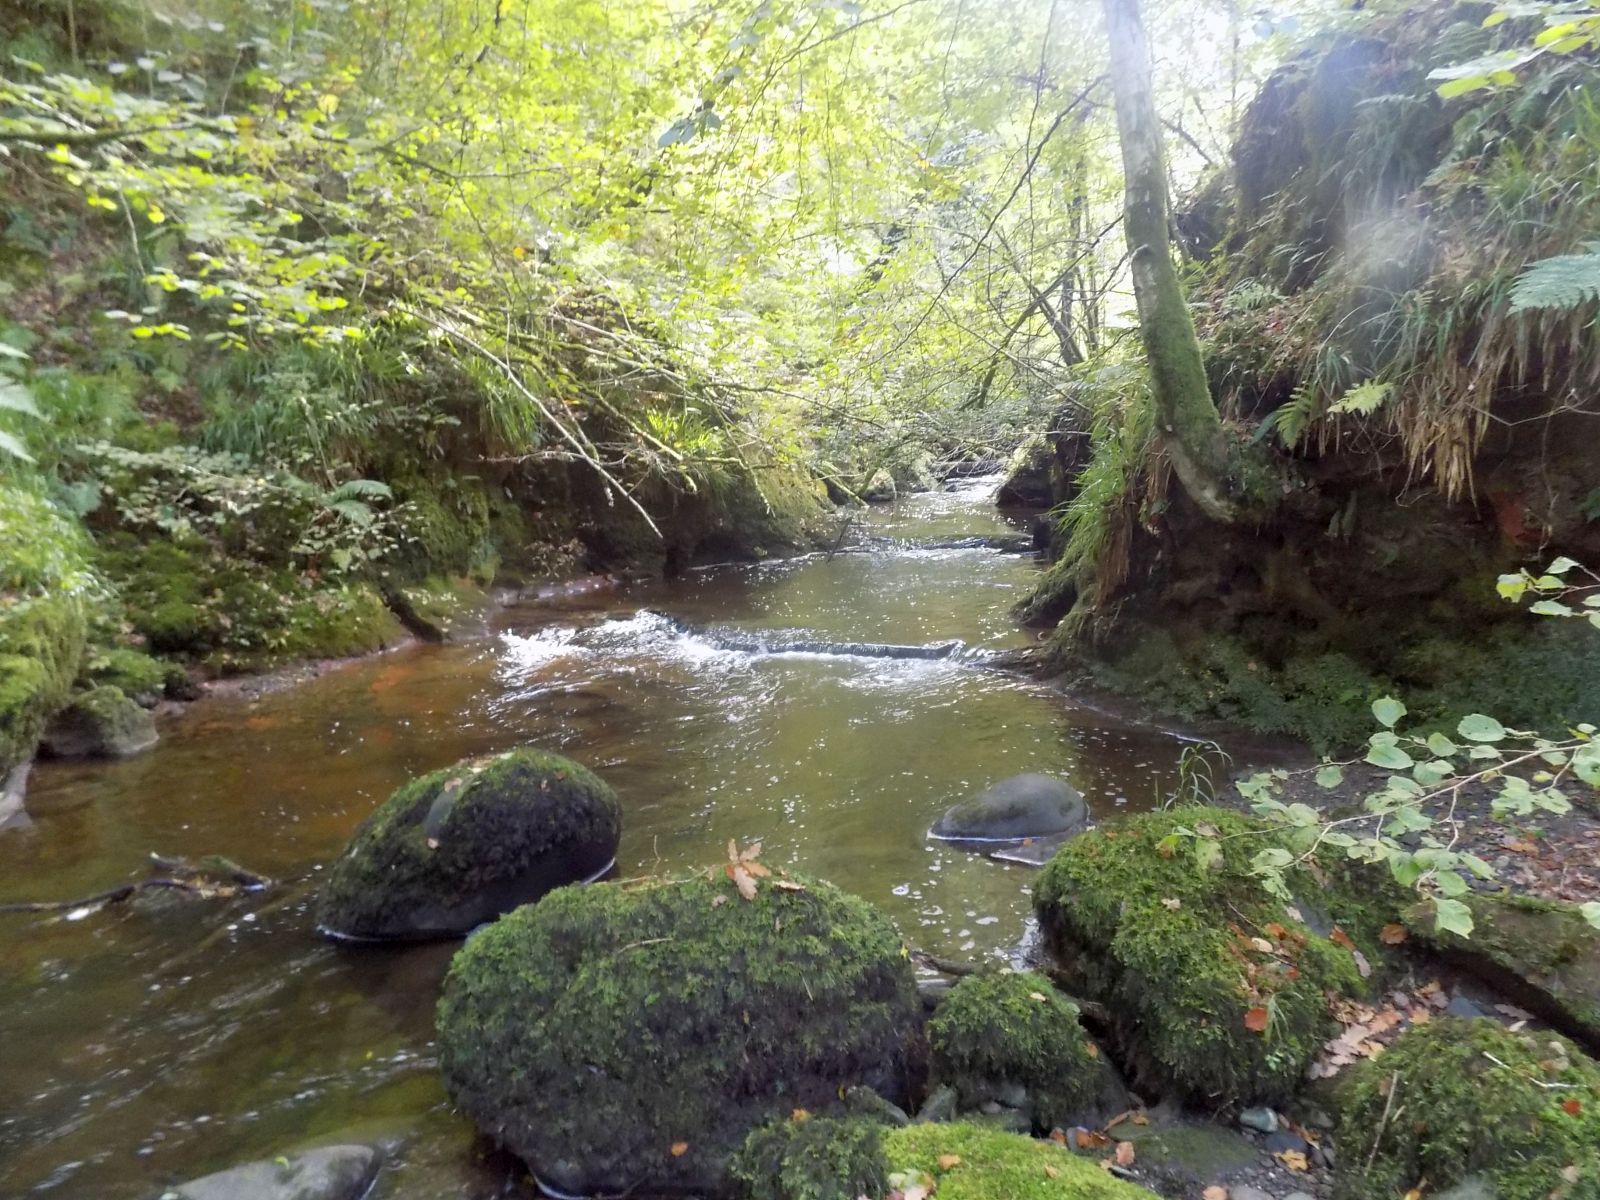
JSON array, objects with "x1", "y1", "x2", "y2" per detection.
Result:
[{"x1": 0, "y1": 478, "x2": 1199, "y2": 1198}]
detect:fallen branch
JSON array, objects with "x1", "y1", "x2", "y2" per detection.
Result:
[{"x1": 0, "y1": 853, "x2": 270, "y2": 915}]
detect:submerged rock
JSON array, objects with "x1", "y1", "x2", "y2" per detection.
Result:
[
  {"x1": 39, "y1": 685, "x2": 158, "y2": 759},
  {"x1": 928, "y1": 970, "x2": 1105, "y2": 1131},
  {"x1": 931, "y1": 774, "x2": 1087, "y2": 843},
  {"x1": 1333, "y1": 1019, "x2": 1600, "y2": 1200},
  {"x1": 436, "y1": 873, "x2": 925, "y2": 1197},
  {"x1": 315, "y1": 747, "x2": 620, "y2": 941},
  {"x1": 730, "y1": 1117, "x2": 1156, "y2": 1200},
  {"x1": 154, "y1": 1144, "x2": 380, "y2": 1200},
  {"x1": 1033, "y1": 806, "x2": 1393, "y2": 1104}
]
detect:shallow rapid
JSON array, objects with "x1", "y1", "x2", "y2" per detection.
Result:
[{"x1": 0, "y1": 476, "x2": 1201, "y2": 1198}]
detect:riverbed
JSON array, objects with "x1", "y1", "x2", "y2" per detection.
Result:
[{"x1": 0, "y1": 477, "x2": 1205, "y2": 1198}]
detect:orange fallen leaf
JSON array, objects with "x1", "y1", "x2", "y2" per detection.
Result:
[
  {"x1": 1203, "y1": 1188, "x2": 1228, "y2": 1200},
  {"x1": 1114, "y1": 1141, "x2": 1135, "y2": 1168},
  {"x1": 1048, "y1": 1128, "x2": 1067, "y2": 1145},
  {"x1": 1563, "y1": 1098, "x2": 1583, "y2": 1116},
  {"x1": 1403, "y1": 1190, "x2": 1422, "y2": 1200},
  {"x1": 937, "y1": 1154, "x2": 962, "y2": 1170},
  {"x1": 791, "y1": 1108, "x2": 811, "y2": 1121},
  {"x1": 1043, "y1": 1164, "x2": 1060, "y2": 1179},
  {"x1": 1276, "y1": 1149, "x2": 1309, "y2": 1172},
  {"x1": 1074, "y1": 1129, "x2": 1109, "y2": 1149},
  {"x1": 1086, "y1": 1041, "x2": 1099, "y2": 1058},
  {"x1": 1244, "y1": 1006, "x2": 1270, "y2": 1033},
  {"x1": 1380, "y1": 923, "x2": 1409, "y2": 945},
  {"x1": 1330, "y1": 927, "x2": 1355, "y2": 950},
  {"x1": 670, "y1": 1142, "x2": 688, "y2": 1157}
]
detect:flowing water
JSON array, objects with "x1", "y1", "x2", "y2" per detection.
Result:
[{"x1": 0, "y1": 478, "x2": 1217, "y2": 1198}]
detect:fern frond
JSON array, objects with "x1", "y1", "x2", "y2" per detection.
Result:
[
  {"x1": 1327, "y1": 380, "x2": 1393, "y2": 416},
  {"x1": 1509, "y1": 242, "x2": 1600, "y2": 313},
  {"x1": 1271, "y1": 383, "x2": 1320, "y2": 449}
]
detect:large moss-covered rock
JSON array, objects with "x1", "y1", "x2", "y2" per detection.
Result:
[
  {"x1": 436, "y1": 874, "x2": 925, "y2": 1197},
  {"x1": 1033, "y1": 806, "x2": 1384, "y2": 1105},
  {"x1": 731, "y1": 1117, "x2": 1156, "y2": 1200},
  {"x1": 1406, "y1": 893, "x2": 1600, "y2": 1051},
  {"x1": 39, "y1": 685, "x2": 158, "y2": 758},
  {"x1": 1, "y1": 486, "x2": 90, "y2": 778},
  {"x1": 1333, "y1": 1019, "x2": 1600, "y2": 1200},
  {"x1": 315, "y1": 748, "x2": 620, "y2": 941},
  {"x1": 928, "y1": 971, "x2": 1103, "y2": 1131}
]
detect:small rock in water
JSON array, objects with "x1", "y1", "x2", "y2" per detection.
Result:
[
  {"x1": 930, "y1": 773, "x2": 1087, "y2": 843},
  {"x1": 156, "y1": 1144, "x2": 380, "y2": 1200},
  {"x1": 1237, "y1": 1106, "x2": 1278, "y2": 1133}
]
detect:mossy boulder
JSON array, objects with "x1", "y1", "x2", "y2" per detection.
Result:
[
  {"x1": 1, "y1": 486, "x2": 91, "y2": 777},
  {"x1": 1406, "y1": 893, "x2": 1600, "y2": 1051},
  {"x1": 436, "y1": 873, "x2": 925, "y2": 1197},
  {"x1": 996, "y1": 436, "x2": 1054, "y2": 507},
  {"x1": 39, "y1": 685, "x2": 158, "y2": 758},
  {"x1": 81, "y1": 646, "x2": 168, "y2": 705},
  {"x1": 860, "y1": 469, "x2": 897, "y2": 503},
  {"x1": 315, "y1": 748, "x2": 620, "y2": 941},
  {"x1": 1333, "y1": 1018, "x2": 1600, "y2": 1200},
  {"x1": 931, "y1": 773, "x2": 1087, "y2": 843},
  {"x1": 1033, "y1": 806, "x2": 1385, "y2": 1105},
  {"x1": 928, "y1": 971, "x2": 1103, "y2": 1131},
  {"x1": 731, "y1": 1117, "x2": 1156, "y2": 1200}
]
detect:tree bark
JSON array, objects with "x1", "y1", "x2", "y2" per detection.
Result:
[{"x1": 1102, "y1": 0, "x2": 1239, "y2": 522}]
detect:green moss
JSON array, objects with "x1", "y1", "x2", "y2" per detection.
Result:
[
  {"x1": 0, "y1": 485, "x2": 92, "y2": 775},
  {"x1": 316, "y1": 747, "x2": 621, "y2": 940},
  {"x1": 929, "y1": 971, "x2": 1101, "y2": 1130},
  {"x1": 1334, "y1": 1019, "x2": 1600, "y2": 1200},
  {"x1": 1034, "y1": 806, "x2": 1385, "y2": 1104},
  {"x1": 730, "y1": 1116, "x2": 889, "y2": 1200},
  {"x1": 39, "y1": 684, "x2": 157, "y2": 758},
  {"x1": 436, "y1": 872, "x2": 925, "y2": 1197},
  {"x1": 1406, "y1": 894, "x2": 1600, "y2": 1046},
  {"x1": 883, "y1": 1123, "x2": 1154, "y2": 1200},
  {"x1": 81, "y1": 646, "x2": 168, "y2": 700}
]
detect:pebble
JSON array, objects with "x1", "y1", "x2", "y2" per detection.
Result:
[
  {"x1": 1229, "y1": 1187, "x2": 1276, "y2": 1200},
  {"x1": 1263, "y1": 1129, "x2": 1309, "y2": 1156},
  {"x1": 1283, "y1": 1193, "x2": 1317, "y2": 1200},
  {"x1": 1238, "y1": 1106, "x2": 1278, "y2": 1133}
]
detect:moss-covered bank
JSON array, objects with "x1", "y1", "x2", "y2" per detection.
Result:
[
  {"x1": 436, "y1": 873, "x2": 925, "y2": 1197},
  {"x1": 1034, "y1": 806, "x2": 1390, "y2": 1105}
]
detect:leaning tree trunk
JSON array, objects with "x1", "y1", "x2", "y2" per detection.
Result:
[{"x1": 1102, "y1": 0, "x2": 1239, "y2": 522}]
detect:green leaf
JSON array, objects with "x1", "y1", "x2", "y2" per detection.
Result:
[
  {"x1": 1458, "y1": 714, "x2": 1507, "y2": 743},
  {"x1": 1496, "y1": 573, "x2": 1528, "y2": 601},
  {"x1": 1315, "y1": 764, "x2": 1345, "y2": 789},
  {"x1": 1530, "y1": 599, "x2": 1575, "y2": 617},
  {"x1": 1582, "y1": 901, "x2": 1600, "y2": 931},
  {"x1": 1251, "y1": 847, "x2": 1294, "y2": 873},
  {"x1": 1366, "y1": 743, "x2": 1415, "y2": 770},
  {"x1": 0, "y1": 429, "x2": 34, "y2": 462},
  {"x1": 0, "y1": 379, "x2": 40, "y2": 416},
  {"x1": 1195, "y1": 837, "x2": 1222, "y2": 874},
  {"x1": 1433, "y1": 896, "x2": 1474, "y2": 938},
  {"x1": 1425, "y1": 732, "x2": 1459, "y2": 757},
  {"x1": 1547, "y1": 556, "x2": 1580, "y2": 575},
  {"x1": 1372, "y1": 696, "x2": 1406, "y2": 728}
]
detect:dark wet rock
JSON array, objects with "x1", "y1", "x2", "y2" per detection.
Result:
[
  {"x1": 995, "y1": 436, "x2": 1055, "y2": 507},
  {"x1": 1263, "y1": 1129, "x2": 1308, "y2": 1156},
  {"x1": 891, "y1": 452, "x2": 939, "y2": 495},
  {"x1": 315, "y1": 747, "x2": 620, "y2": 941},
  {"x1": 931, "y1": 774, "x2": 1087, "y2": 843},
  {"x1": 918, "y1": 975, "x2": 957, "y2": 1010},
  {"x1": 436, "y1": 873, "x2": 925, "y2": 1197},
  {"x1": 843, "y1": 1085, "x2": 911, "y2": 1127},
  {"x1": 1406, "y1": 893, "x2": 1600, "y2": 1051},
  {"x1": 914, "y1": 1083, "x2": 959, "y2": 1124},
  {"x1": 928, "y1": 970, "x2": 1103, "y2": 1132},
  {"x1": 39, "y1": 686, "x2": 158, "y2": 759},
  {"x1": 154, "y1": 1144, "x2": 380, "y2": 1200},
  {"x1": 861, "y1": 470, "x2": 897, "y2": 503},
  {"x1": 1334, "y1": 1019, "x2": 1600, "y2": 1200},
  {"x1": 1238, "y1": 1106, "x2": 1278, "y2": 1134}
]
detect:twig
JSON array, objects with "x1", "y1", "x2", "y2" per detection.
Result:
[{"x1": 1365, "y1": 1071, "x2": 1400, "y2": 1175}]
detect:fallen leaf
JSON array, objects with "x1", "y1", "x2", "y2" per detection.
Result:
[
  {"x1": 1114, "y1": 1141, "x2": 1135, "y2": 1168},
  {"x1": 792, "y1": 1108, "x2": 811, "y2": 1121},
  {"x1": 732, "y1": 865, "x2": 758, "y2": 901},
  {"x1": 1043, "y1": 1165, "x2": 1060, "y2": 1180},
  {"x1": 1048, "y1": 1128, "x2": 1067, "y2": 1145},
  {"x1": 711, "y1": 894, "x2": 729, "y2": 908},
  {"x1": 1353, "y1": 949, "x2": 1372, "y2": 979},
  {"x1": 1073, "y1": 1129, "x2": 1109, "y2": 1149},
  {"x1": 1244, "y1": 1006, "x2": 1270, "y2": 1033},
  {"x1": 1250, "y1": 936, "x2": 1274, "y2": 953},
  {"x1": 1276, "y1": 1149, "x2": 1309, "y2": 1172},
  {"x1": 1131, "y1": 1110, "x2": 1149, "y2": 1125},
  {"x1": 1203, "y1": 1188, "x2": 1228, "y2": 1200},
  {"x1": 937, "y1": 1155, "x2": 962, "y2": 1170},
  {"x1": 1029, "y1": 991, "x2": 1048, "y2": 1002},
  {"x1": 1563, "y1": 1098, "x2": 1583, "y2": 1116},
  {"x1": 1161, "y1": 897, "x2": 1182, "y2": 910},
  {"x1": 1330, "y1": 927, "x2": 1355, "y2": 950},
  {"x1": 1380, "y1": 923, "x2": 1409, "y2": 945},
  {"x1": 1085, "y1": 1041, "x2": 1099, "y2": 1058},
  {"x1": 773, "y1": 878, "x2": 807, "y2": 892},
  {"x1": 1105, "y1": 1110, "x2": 1131, "y2": 1130},
  {"x1": 1403, "y1": 1190, "x2": 1422, "y2": 1200},
  {"x1": 671, "y1": 1142, "x2": 688, "y2": 1157}
]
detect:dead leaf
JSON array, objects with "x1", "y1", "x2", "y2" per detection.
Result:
[
  {"x1": 711, "y1": 894, "x2": 729, "y2": 908},
  {"x1": 1276, "y1": 1149, "x2": 1309, "y2": 1172},
  {"x1": 1330, "y1": 927, "x2": 1355, "y2": 950},
  {"x1": 937, "y1": 1155, "x2": 962, "y2": 1170},
  {"x1": 1043, "y1": 1165, "x2": 1060, "y2": 1180},
  {"x1": 792, "y1": 1108, "x2": 811, "y2": 1122},
  {"x1": 1131, "y1": 1110, "x2": 1149, "y2": 1125},
  {"x1": 1085, "y1": 1041, "x2": 1099, "y2": 1058},
  {"x1": 1352, "y1": 949, "x2": 1372, "y2": 979},
  {"x1": 1244, "y1": 1006, "x2": 1270, "y2": 1033},
  {"x1": 1250, "y1": 936, "x2": 1274, "y2": 953},
  {"x1": 1048, "y1": 1128, "x2": 1068, "y2": 1145},
  {"x1": 1403, "y1": 1190, "x2": 1422, "y2": 1200},
  {"x1": 1114, "y1": 1141, "x2": 1135, "y2": 1168},
  {"x1": 1073, "y1": 1129, "x2": 1109, "y2": 1149},
  {"x1": 1380, "y1": 923, "x2": 1409, "y2": 945},
  {"x1": 1029, "y1": 991, "x2": 1048, "y2": 1002},
  {"x1": 773, "y1": 878, "x2": 807, "y2": 892},
  {"x1": 1203, "y1": 1188, "x2": 1228, "y2": 1200},
  {"x1": 1161, "y1": 897, "x2": 1182, "y2": 910},
  {"x1": 670, "y1": 1142, "x2": 688, "y2": 1157},
  {"x1": 731, "y1": 865, "x2": 759, "y2": 901},
  {"x1": 1563, "y1": 1098, "x2": 1583, "y2": 1116}
]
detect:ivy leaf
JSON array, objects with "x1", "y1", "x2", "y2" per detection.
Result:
[{"x1": 1458, "y1": 714, "x2": 1507, "y2": 743}]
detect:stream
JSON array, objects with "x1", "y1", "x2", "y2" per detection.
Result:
[{"x1": 1, "y1": 476, "x2": 1216, "y2": 1198}]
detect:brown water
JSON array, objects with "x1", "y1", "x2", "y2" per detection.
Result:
[{"x1": 0, "y1": 478, "x2": 1206, "y2": 1198}]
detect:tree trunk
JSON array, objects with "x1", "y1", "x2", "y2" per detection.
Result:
[{"x1": 1102, "y1": 0, "x2": 1239, "y2": 522}]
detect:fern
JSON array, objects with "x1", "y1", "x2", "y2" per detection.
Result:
[
  {"x1": 1269, "y1": 383, "x2": 1320, "y2": 449},
  {"x1": 1328, "y1": 380, "x2": 1393, "y2": 416},
  {"x1": 1509, "y1": 241, "x2": 1600, "y2": 312}
]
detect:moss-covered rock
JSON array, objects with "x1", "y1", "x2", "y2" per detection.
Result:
[
  {"x1": 1333, "y1": 1018, "x2": 1600, "y2": 1200},
  {"x1": 1033, "y1": 806, "x2": 1385, "y2": 1105},
  {"x1": 732, "y1": 1115, "x2": 1160, "y2": 1200},
  {"x1": 435, "y1": 873, "x2": 925, "y2": 1197},
  {"x1": 39, "y1": 685, "x2": 157, "y2": 758},
  {"x1": 1, "y1": 486, "x2": 92, "y2": 777},
  {"x1": 860, "y1": 469, "x2": 896, "y2": 503},
  {"x1": 1406, "y1": 894, "x2": 1600, "y2": 1051},
  {"x1": 928, "y1": 971, "x2": 1103, "y2": 1131},
  {"x1": 315, "y1": 747, "x2": 620, "y2": 941}
]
